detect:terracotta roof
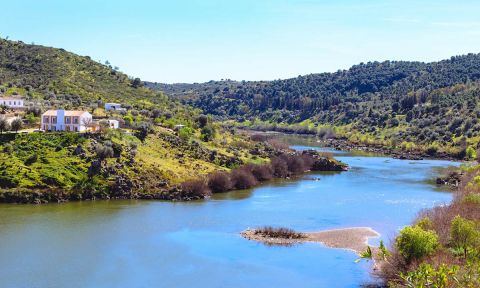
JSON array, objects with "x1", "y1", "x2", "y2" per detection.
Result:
[{"x1": 43, "y1": 110, "x2": 90, "y2": 117}]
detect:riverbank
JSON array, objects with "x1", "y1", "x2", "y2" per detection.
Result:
[
  {"x1": 241, "y1": 227, "x2": 380, "y2": 253},
  {"x1": 0, "y1": 150, "x2": 348, "y2": 204}
]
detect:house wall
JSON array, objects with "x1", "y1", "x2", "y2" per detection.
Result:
[
  {"x1": 40, "y1": 111, "x2": 92, "y2": 132},
  {"x1": 0, "y1": 99, "x2": 24, "y2": 108}
]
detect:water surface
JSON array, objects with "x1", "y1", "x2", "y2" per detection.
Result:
[{"x1": 0, "y1": 138, "x2": 458, "y2": 288}]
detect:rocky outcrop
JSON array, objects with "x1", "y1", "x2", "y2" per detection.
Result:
[{"x1": 436, "y1": 171, "x2": 463, "y2": 188}]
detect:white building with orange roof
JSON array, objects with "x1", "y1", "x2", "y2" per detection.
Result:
[
  {"x1": 0, "y1": 96, "x2": 24, "y2": 108},
  {"x1": 41, "y1": 109, "x2": 92, "y2": 132}
]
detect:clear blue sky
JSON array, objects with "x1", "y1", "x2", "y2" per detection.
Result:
[{"x1": 2, "y1": 0, "x2": 480, "y2": 83}]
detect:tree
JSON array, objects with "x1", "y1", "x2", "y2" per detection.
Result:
[
  {"x1": 0, "y1": 116, "x2": 9, "y2": 134},
  {"x1": 450, "y1": 215, "x2": 480, "y2": 259},
  {"x1": 197, "y1": 114, "x2": 208, "y2": 128},
  {"x1": 201, "y1": 126, "x2": 216, "y2": 142},
  {"x1": 25, "y1": 113, "x2": 37, "y2": 124},
  {"x1": 131, "y1": 77, "x2": 143, "y2": 88},
  {"x1": 10, "y1": 118, "x2": 23, "y2": 133},
  {"x1": 396, "y1": 226, "x2": 439, "y2": 263},
  {"x1": 82, "y1": 117, "x2": 93, "y2": 130},
  {"x1": 135, "y1": 122, "x2": 152, "y2": 142},
  {"x1": 98, "y1": 120, "x2": 110, "y2": 133}
]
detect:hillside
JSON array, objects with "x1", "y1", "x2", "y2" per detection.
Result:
[
  {"x1": 0, "y1": 38, "x2": 170, "y2": 108},
  {"x1": 151, "y1": 54, "x2": 480, "y2": 158},
  {"x1": 0, "y1": 39, "x2": 278, "y2": 203}
]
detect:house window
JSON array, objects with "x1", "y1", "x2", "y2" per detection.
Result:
[
  {"x1": 74, "y1": 126, "x2": 78, "y2": 132},
  {"x1": 52, "y1": 117, "x2": 57, "y2": 124},
  {"x1": 65, "y1": 116, "x2": 71, "y2": 124},
  {"x1": 73, "y1": 117, "x2": 79, "y2": 124},
  {"x1": 43, "y1": 116, "x2": 50, "y2": 123}
]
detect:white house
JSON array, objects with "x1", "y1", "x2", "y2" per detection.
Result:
[
  {"x1": 105, "y1": 103, "x2": 126, "y2": 111},
  {"x1": 41, "y1": 109, "x2": 93, "y2": 132},
  {"x1": 0, "y1": 97, "x2": 24, "y2": 109},
  {"x1": 107, "y1": 119, "x2": 119, "y2": 129}
]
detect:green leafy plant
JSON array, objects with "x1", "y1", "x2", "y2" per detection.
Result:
[{"x1": 396, "y1": 226, "x2": 439, "y2": 263}]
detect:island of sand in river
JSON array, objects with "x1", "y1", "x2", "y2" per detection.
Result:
[{"x1": 241, "y1": 227, "x2": 380, "y2": 253}]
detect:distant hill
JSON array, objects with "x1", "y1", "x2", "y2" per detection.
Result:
[
  {"x1": 0, "y1": 38, "x2": 167, "y2": 107},
  {"x1": 150, "y1": 54, "x2": 480, "y2": 151}
]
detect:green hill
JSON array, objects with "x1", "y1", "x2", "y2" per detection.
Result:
[
  {"x1": 152, "y1": 54, "x2": 480, "y2": 158},
  {"x1": 0, "y1": 38, "x2": 168, "y2": 107}
]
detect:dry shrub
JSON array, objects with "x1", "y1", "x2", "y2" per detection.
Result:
[
  {"x1": 254, "y1": 226, "x2": 305, "y2": 239},
  {"x1": 300, "y1": 154, "x2": 316, "y2": 170},
  {"x1": 271, "y1": 156, "x2": 289, "y2": 177},
  {"x1": 251, "y1": 164, "x2": 274, "y2": 181},
  {"x1": 180, "y1": 180, "x2": 211, "y2": 198},
  {"x1": 231, "y1": 168, "x2": 258, "y2": 190},
  {"x1": 266, "y1": 139, "x2": 290, "y2": 150},
  {"x1": 208, "y1": 172, "x2": 233, "y2": 193},
  {"x1": 250, "y1": 134, "x2": 269, "y2": 142}
]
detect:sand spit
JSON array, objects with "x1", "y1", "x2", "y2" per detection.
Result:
[{"x1": 241, "y1": 227, "x2": 380, "y2": 253}]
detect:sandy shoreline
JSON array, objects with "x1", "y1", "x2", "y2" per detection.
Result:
[{"x1": 241, "y1": 227, "x2": 380, "y2": 253}]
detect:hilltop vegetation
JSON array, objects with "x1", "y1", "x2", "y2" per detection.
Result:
[
  {"x1": 0, "y1": 38, "x2": 171, "y2": 109},
  {"x1": 153, "y1": 54, "x2": 480, "y2": 158}
]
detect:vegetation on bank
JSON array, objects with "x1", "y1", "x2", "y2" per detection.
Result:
[
  {"x1": 179, "y1": 149, "x2": 347, "y2": 197},
  {"x1": 356, "y1": 164, "x2": 480, "y2": 287}
]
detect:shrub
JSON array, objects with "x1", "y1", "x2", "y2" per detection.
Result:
[
  {"x1": 196, "y1": 114, "x2": 208, "y2": 128},
  {"x1": 95, "y1": 144, "x2": 114, "y2": 160},
  {"x1": 450, "y1": 215, "x2": 480, "y2": 258},
  {"x1": 230, "y1": 168, "x2": 257, "y2": 190},
  {"x1": 208, "y1": 172, "x2": 233, "y2": 193},
  {"x1": 396, "y1": 225, "x2": 439, "y2": 263},
  {"x1": 416, "y1": 217, "x2": 434, "y2": 231},
  {"x1": 180, "y1": 180, "x2": 210, "y2": 198},
  {"x1": 463, "y1": 193, "x2": 480, "y2": 205},
  {"x1": 250, "y1": 134, "x2": 268, "y2": 142},
  {"x1": 254, "y1": 226, "x2": 305, "y2": 239},
  {"x1": 178, "y1": 127, "x2": 194, "y2": 140},
  {"x1": 251, "y1": 165, "x2": 274, "y2": 181},
  {"x1": 466, "y1": 146, "x2": 477, "y2": 160},
  {"x1": 200, "y1": 126, "x2": 216, "y2": 142},
  {"x1": 10, "y1": 118, "x2": 23, "y2": 133},
  {"x1": 24, "y1": 153, "x2": 38, "y2": 165},
  {"x1": 271, "y1": 157, "x2": 289, "y2": 177}
]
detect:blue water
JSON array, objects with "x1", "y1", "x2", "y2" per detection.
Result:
[{"x1": 0, "y1": 142, "x2": 459, "y2": 288}]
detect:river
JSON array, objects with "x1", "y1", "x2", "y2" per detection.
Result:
[{"x1": 0, "y1": 136, "x2": 459, "y2": 288}]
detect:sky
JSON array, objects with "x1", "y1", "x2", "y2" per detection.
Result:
[{"x1": 2, "y1": 0, "x2": 480, "y2": 83}]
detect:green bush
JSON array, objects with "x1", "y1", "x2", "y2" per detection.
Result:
[
  {"x1": 178, "y1": 127, "x2": 194, "y2": 140},
  {"x1": 450, "y1": 215, "x2": 480, "y2": 259},
  {"x1": 466, "y1": 146, "x2": 477, "y2": 160},
  {"x1": 416, "y1": 217, "x2": 434, "y2": 231},
  {"x1": 463, "y1": 193, "x2": 480, "y2": 205},
  {"x1": 396, "y1": 225, "x2": 439, "y2": 263}
]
